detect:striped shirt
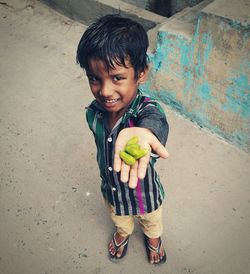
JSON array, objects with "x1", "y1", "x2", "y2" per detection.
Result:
[{"x1": 86, "y1": 90, "x2": 169, "y2": 216}]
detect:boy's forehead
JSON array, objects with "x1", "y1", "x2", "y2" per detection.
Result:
[{"x1": 88, "y1": 58, "x2": 132, "y2": 73}]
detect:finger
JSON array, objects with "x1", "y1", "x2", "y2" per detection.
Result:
[
  {"x1": 120, "y1": 161, "x2": 130, "y2": 183},
  {"x1": 137, "y1": 152, "x2": 151, "y2": 179},
  {"x1": 113, "y1": 151, "x2": 122, "y2": 172},
  {"x1": 150, "y1": 135, "x2": 170, "y2": 158},
  {"x1": 128, "y1": 161, "x2": 138, "y2": 189},
  {"x1": 113, "y1": 142, "x2": 125, "y2": 173},
  {"x1": 113, "y1": 131, "x2": 130, "y2": 172}
]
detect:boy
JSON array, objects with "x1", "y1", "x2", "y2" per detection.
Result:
[{"x1": 76, "y1": 14, "x2": 169, "y2": 264}]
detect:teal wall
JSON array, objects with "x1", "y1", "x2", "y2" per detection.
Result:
[
  {"x1": 142, "y1": 12, "x2": 250, "y2": 151},
  {"x1": 42, "y1": 0, "x2": 250, "y2": 151}
]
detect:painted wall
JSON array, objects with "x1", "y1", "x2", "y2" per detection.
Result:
[
  {"x1": 142, "y1": 7, "x2": 250, "y2": 151},
  {"x1": 42, "y1": 0, "x2": 250, "y2": 151}
]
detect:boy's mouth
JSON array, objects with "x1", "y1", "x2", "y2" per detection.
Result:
[{"x1": 104, "y1": 98, "x2": 119, "y2": 104}]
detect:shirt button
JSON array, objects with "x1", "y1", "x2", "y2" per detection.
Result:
[
  {"x1": 112, "y1": 187, "x2": 116, "y2": 191},
  {"x1": 107, "y1": 137, "x2": 112, "y2": 142},
  {"x1": 108, "y1": 166, "x2": 113, "y2": 171}
]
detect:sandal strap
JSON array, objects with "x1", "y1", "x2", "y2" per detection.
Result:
[
  {"x1": 112, "y1": 232, "x2": 129, "y2": 252},
  {"x1": 146, "y1": 237, "x2": 162, "y2": 254}
]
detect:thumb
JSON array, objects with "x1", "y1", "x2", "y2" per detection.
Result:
[{"x1": 150, "y1": 135, "x2": 169, "y2": 159}]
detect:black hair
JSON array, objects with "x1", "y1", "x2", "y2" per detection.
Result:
[{"x1": 76, "y1": 14, "x2": 149, "y2": 78}]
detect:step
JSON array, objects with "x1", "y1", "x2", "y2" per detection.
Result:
[
  {"x1": 157, "y1": 0, "x2": 215, "y2": 42},
  {"x1": 43, "y1": 0, "x2": 166, "y2": 31},
  {"x1": 202, "y1": 0, "x2": 249, "y2": 26},
  {"x1": 174, "y1": 0, "x2": 214, "y2": 24}
]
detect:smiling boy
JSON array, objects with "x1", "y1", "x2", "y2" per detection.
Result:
[
  {"x1": 76, "y1": 14, "x2": 169, "y2": 264},
  {"x1": 86, "y1": 58, "x2": 146, "y2": 129}
]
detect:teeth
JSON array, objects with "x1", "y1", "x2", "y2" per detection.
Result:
[{"x1": 105, "y1": 99, "x2": 118, "y2": 103}]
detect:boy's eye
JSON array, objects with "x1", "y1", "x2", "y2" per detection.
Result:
[
  {"x1": 113, "y1": 76, "x2": 124, "y2": 81},
  {"x1": 88, "y1": 75, "x2": 99, "y2": 83}
]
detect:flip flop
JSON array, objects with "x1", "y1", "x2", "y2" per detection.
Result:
[
  {"x1": 144, "y1": 234, "x2": 167, "y2": 265},
  {"x1": 109, "y1": 232, "x2": 129, "y2": 262}
]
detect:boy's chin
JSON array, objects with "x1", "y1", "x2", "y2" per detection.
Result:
[{"x1": 102, "y1": 101, "x2": 121, "y2": 111}]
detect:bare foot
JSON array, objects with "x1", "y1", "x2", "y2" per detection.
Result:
[
  {"x1": 146, "y1": 237, "x2": 166, "y2": 264},
  {"x1": 108, "y1": 232, "x2": 129, "y2": 259}
]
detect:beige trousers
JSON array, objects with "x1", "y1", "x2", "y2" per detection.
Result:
[{"x1": 104, "y1": 200, "x2": 163, "y2": 239}]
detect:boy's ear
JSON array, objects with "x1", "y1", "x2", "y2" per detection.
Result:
[{"x1": 138, "y1": 66, "x2": 149, "y2": 84}]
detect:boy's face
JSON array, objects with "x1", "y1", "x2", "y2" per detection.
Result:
[{"x1": 86, "y1": 58, "x2": 147, "y2": 119}]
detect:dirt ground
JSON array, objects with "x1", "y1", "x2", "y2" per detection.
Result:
[{"x1": 0, "y1": 1, "x2": 250, "y2": 274}]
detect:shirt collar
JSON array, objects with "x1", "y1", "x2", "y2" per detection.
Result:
[{"x1": 121, "y1": 90, "x2": 143, "y2": 123}]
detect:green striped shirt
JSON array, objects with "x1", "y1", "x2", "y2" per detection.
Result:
[{"x1": 86, "y1": 90, "x2": 169, "y2": 216}]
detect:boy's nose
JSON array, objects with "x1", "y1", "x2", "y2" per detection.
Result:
[{"x1": 100, "y1": 82, "x2": 114, "y2": 97}]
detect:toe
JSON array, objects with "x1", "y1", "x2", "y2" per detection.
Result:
[
  {"x1": 153, "y1": 253, "x2": 159, "y2": 264},
  {"x1": 116, "y1": 249, "x2": 122, "y2": 258},
  {"x1": 109, "y1": 247, "x2": 115, "y2": 256},
  {"x1": 108, "y1": 241, "x2": 116, "y2": 256},
  {"x1": 149, "y1": 254, "x2": 155, "y2": 264}
]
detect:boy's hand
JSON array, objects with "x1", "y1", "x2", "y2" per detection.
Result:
[{"x1": 114, "y1": 127, "x2": 169, "y2": 188}]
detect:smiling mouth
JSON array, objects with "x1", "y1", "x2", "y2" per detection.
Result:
[{"x1": 104, "y1": 98, "x2": 119, "y2": 104}]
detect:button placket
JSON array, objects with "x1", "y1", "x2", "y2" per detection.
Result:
[
  {"x1": 106, "y1": 134, "x2": 117, "y2": 193},
  {"x1": 106, "y1": 135, "x2": 113, "y2": 175}
]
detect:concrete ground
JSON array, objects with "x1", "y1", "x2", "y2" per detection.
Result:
[{"x1": 0, "y1": 1, "x2": 249, "y2": 274}]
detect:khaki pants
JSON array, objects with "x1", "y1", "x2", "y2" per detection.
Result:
[{"x1": 104, "y1": 200, "x2": 163, "y2": 239}]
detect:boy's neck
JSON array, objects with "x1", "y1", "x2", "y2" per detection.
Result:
[{"x1": 108, "y1": 111, "x2": 125, "y2": 130}]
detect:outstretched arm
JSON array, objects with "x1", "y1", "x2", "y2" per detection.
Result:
[{"x1": 114, "y1": 127, "x2": 169, "y2": 188}]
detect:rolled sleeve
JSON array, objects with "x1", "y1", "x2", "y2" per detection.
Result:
[{"x1": 135, "y1": 104, "x2": 169, "y2": 146}]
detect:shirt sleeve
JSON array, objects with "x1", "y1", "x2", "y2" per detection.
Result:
[{"x1": 135, "y1": 102, "x2": 169, "y2": 146}]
